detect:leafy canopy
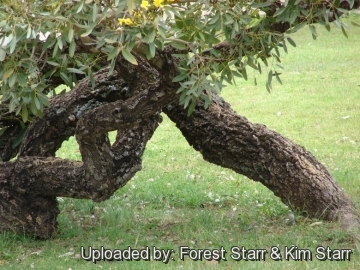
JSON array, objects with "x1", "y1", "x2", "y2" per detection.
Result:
[{"x1": 0, "y1": 0, "x2": 355, "y2": 122}]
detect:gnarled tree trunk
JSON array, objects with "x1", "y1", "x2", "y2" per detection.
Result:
[
  {"x1": 164, "y1": 98, "x2": 359, "y2": 230},
  {"x1": 0, "y1": 47, "x2": 359, "y2": 238}
]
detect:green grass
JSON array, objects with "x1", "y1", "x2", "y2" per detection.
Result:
[{"x1": 1, "y1": 14, "x2": 360, "y2": 269}]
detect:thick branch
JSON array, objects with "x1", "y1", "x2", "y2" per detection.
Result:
[
  {"x1": 0, "y1": 47, "x2": 180, "y2": 237},
  {"x1": 164, "y1": 96, "x2": 359, "y2": 229},
  {"x1": 17, "y1": 60, "x2": 175, "y2": 199},
  {"x1": 1, "y1": 116, "x2": 160, "y2": 201}
]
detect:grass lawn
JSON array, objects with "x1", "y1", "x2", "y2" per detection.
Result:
[{"x1": 1, "y1": 13, "x2": 360, "y2": 270}]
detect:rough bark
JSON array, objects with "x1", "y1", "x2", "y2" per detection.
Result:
[
  {"x1": 0, "y1": 122, "x2": 22, "y2": 162},
  {"x1": 163, "y1": 98, "x2": 359, "y2": 230},
  {"x1": 1, "y1": 10, "x2": 360, "y2": 235},
  {"x1": 0, "y1": 50, "x2": 179, "y2": 238},
  {"x1": 1, "y1": 64, "x2": 358, "y2": 238}
]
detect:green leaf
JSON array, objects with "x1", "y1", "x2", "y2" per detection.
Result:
[
  {"x1": 324, "y1": 23, "x2": 331, "y2": 32},
  {"x1": 122, "y1": 49, "x2": 138, "y2": 65},
  {"x1": 92, "y1": 3, "x2": 98, "y2": 22},
  {"x1": 57, "y1": 36, "x2": 63, "y2": 50},
  {"x1": 333, "y1": 19, "x2": 341, "y2": 29},
  {"x1": 29, "y1": 99, "x2": 37, "y2": 115},
  {"x1": 158, "y1": 25, "x2": 167, "y2": 38},
  {"x1": 126, "y1": 0, "x2": 135, "y2": 14},
  {"x1": 104, "y1": 38, "x2": 117, "y2": 44},
  {"x1": 147, "y1": 29, "x2": 156, "y2": 43},
  {"x1": 0, "y1": 48, "x2": 6, "y2": 61},
  {"x1": 67, "y1": 68, "x2": 86, "y2": 74},
  {"x1": 183, "y1": 95, "x2": 191, "y2": 108},
  {"x1": 266, "y1": 70, "x2": 273, "y2": 93},
  {"x1": 341, "y1": 25, "x2": 348, "y2": 39},
  {"x1": 2, "y1": 68, "x2": 14, "y2": 80},
  {"x1": 286, "y1": 37, "x2": 296, "y2": 47},
  {"x1": 289, "y1": 11, "x2": 298, "y2": 24},
  {"x1": 69, "y1": 40, "x2": 76, "y2": 57},
  {"x1": 16, "y1": 102, "x2": 22, "y2": 115},
  {"x1": 12, "y1": 125, "x2": 28, "y2": 149},
  {"x1": 9, "y1": 37, "x2": 17, "y2": 54},
  {"x1": 309, "y1": 25, "x2": 317, "y2": 40},
  {"x1": 275, "y1": 71, "x2": 282, "y2": 85},
  {"x1": 77, "y1": 2, "x2": 84, "y2": 13},
  {"x1": 171, "y1": 42, "x2": 186, "y2": 50},
  {"x1": 198, "y1": 31, "x2": 205, "y2": 42},
  {"x1": 247, "y1": 18, "x2": 262, "y2": 29},
  {"x1": 203, "y1": 94, "x2": 211, "y2": 109},
  {"x1": 149, "y1": 42, "x2": 155, "y2": 59},
  {"x1": 288, "y1": 21, "x2": 306, "y2": 33},
  {"x1": 0, "y1": 127, "x2": 8, "y2": 138},
  {"x1": 268, "y1": 70, "x2": 273, "y2": 85},
  {"x1": 241, "y1": 67, "x2": 248, "y2": 81},
  {"x1": 172, "y1": 73, "x2": 188, "y2": 83},
  {"x1": 208, "y1": 11, "x2": 220, "y2": 25},
  {"x1": 81, "y1": 23, "x2": 96, "y2": 37},
  {"x1": 26, "y1": 26, "x2": 32, "y2": 39},
  {"x1": 251, "y1": 0, "x2": 272, "y2": 8},
  {"x1": 107, "y1": 46, "x2": 119, "y2": 61},
  {"x1": 282, "y1": 40, "x2": 288, "y2": 53},
  {"x1": 46, "y1": 61, "x2": 60, "y2": 66},
  {"x1": 34, "y1": 97, "x2": 41, "y2": 110},
  {"x1": 266, "y1": 82, "x2": 271, "y2": 93},
  {"x1": 273, "y1": 7, "x2": 286, "y2": 17},
  {"x1": 52, "y1": 43, "x2": 59, "y2": 58},
  {"x1": 60, "y1": 72, "x2": 73, "y2": 86},
  {"x1": 42, "y1": 36, "x2": 56, "y2": 51},
  {"x1": 37, "y1": 93, "x2": 50, "y2": 107},
  {"x1": 89, "y1": 71, "x2": 95, "y2": 89},
  {"x1": 68, "y1": 28, "x2": 74, "y2": 42},
  {"x1": 108, "y1": 59, "x2": 116, "y2": 76},
  {"x1": 9, "y1": 99, "x2": 17, "y2": 112},
  {"x1": 17, "y1": 73, "x2": 27, "y2": 87},
  {"x1": 8, "y1": 73, "x2": 16, "y2": 87},
  {"x1": 187, "y1": 99, "x2": 197, "y2": 116},
  {"x1": 21, "y1": 106, "x2": 28, "y2": 123}
]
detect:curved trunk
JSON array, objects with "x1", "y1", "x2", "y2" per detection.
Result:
[
  {"x1": 0, "y1": 49, "x2": 358, "y2": 238},
  {"x1": 164, "y1": 97, "x2": 359, "y2": 230},
  {"x1": 0, "y1": 53, "x2": 178, "y2": 238}
]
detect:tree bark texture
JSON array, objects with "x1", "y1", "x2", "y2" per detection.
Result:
[
  {"x1": 164, "y1": 98, "x2": 359, "y2": 230},
  {"x1": 0, "y1": 48, "x2": 359, "y2": 238},
  {"x1": 0, "y1": 51, "x2": 179, "y2": 238}
]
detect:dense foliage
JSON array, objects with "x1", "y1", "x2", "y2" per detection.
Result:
[{"x1": 0, "y1": 0, "x2": 357, "y2": 124}]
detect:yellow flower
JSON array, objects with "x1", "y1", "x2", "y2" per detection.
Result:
[
  {"x1": 134, "y1": 10, "x2": 142, "y2": 20},
  {"x1": 141, "y1": 0, "x2": 150, "y2": 9},
  {"x1": 118, "y1": 18, "x2": 135, "y2": 26},
  {"x1": 154, "y1": 0, "x2": 164, "y2": 7}
]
